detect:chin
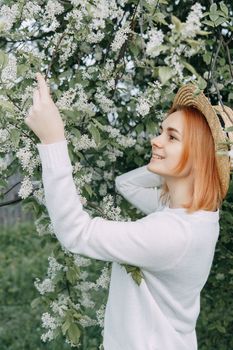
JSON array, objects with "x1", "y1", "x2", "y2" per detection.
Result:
[{"x1": 146, "y1": 162, "x2": 161, "y2": 174}]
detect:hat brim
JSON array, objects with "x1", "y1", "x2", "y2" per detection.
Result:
[{"x1": 170, "y1": 84, "x2": 230, "y2": 199}]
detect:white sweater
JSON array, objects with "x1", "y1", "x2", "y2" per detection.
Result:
[{"x1": 37, "y1": 139, "x2": 220, "y2": 350}]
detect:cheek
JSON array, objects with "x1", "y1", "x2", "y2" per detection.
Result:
[{"x1": 168, "y1": 145, "x2": 183, "y2": 159}]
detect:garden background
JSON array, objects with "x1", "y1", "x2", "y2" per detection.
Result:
[{"x1": 0, "y1": 0, "x2": 233, "y2": 349}]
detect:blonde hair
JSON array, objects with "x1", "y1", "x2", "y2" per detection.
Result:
[{"x1": 159, "y1": 105, "x2": 222, "y2": 213}]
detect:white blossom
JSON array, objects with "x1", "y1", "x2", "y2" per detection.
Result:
[
  {"x1": 146, "y1": 27, "x2": 164, "y2": 57},
  {"x1": 50, "y1": 294, "x2": 69, "y2": 317},
  {"x1": 99, "y1": 183, "x2": 107, "y2": 196},
  {"x1": 41, "y1": 329, "x2": 55, "y2": 342},
  {"x1": 111, "y1": 23, "x2": 131, "y2": 52},
  {"x1": 74, "y1": 255, "x2": 92, "y2": 267},
  {"x1": 100, "y1": 124, "x2": 120, "y2": 138},
  {"x1": 0, "y1": 155, "x2": 9, "y2": 173},
  {"x1": 80, "y1": 293, "x2": 95, "y2": 308},
  {"x1": 0, "y1": 4, "x2": 19, "y2": 31},
  {"x1": 104, "y1": 148, "x2": 123, "y2": 162},
  {"x1": 73, "y1": 161, "x2": 83, "y2": 173},
  {"x1": 72, "y1": 84, "x2": 96, "y2": 115},
  {"x1": 95, "y1": 267, "x2": 111, "y2": 289},
  {"x1": 74, "y1": 135, "x2": 97, "y2": 151},
  {"x1": 102, "y1": 194, "x2": 122, "y2": 220},
  {"x1": 47, "y1": 256, "x2": 64, "y2": 279},
  {"x1": 16, "y1": 145, "x2": 40, "y2": 175},
  {"x1": 56, "y1": 88, "x2": 77, "y2": 110},
  {"x1": 117, "y1": 135, "x2": 136, "y2": 148},
  {"x1": 22, "y1": 2, "x2": 42, "y2": 18},
  {"x1": 0, "y1": 129, "x2": 9, "y2": 143},
  {"x1": 76, "y1": 281, "x2": 96, "y2": 292},
  {"x1": 95, "y1": 89, "x2": 116, "y2": 113},
  {"x1": 41, "y1": 312, "x2": 59, "y2": 330},
  {"x1": 96, "y1": 304, "x2": 106, "y2": 328},
  {"x1": 65, "y1": 9, "x2": 83, "y2": 31},
  {"x1": 75, "y1": 173, "x2": 93, "y2": 188},
  {"x1": 182, "y1": 3, "x2": 204, "y2": 39},
  {"x1": 1, "y1": 55, "x2": 17, "y2": 89},
  {"x1": 34, "y1": 277, "x2": 55, "y2": 295},
  {"x1": 136, "y1": 97, "x2": 151, "y2": 117},
  {"x1": 87, "y1": 30, "x2": 105, "y2": 44},
  {"x1": 45, "y1": 0, "x2": 64, "y2": 18},
  {"x1": 18, "y1": 176, "x2": 34, "y2": 199},
  {"x1": 33, "y1": 187, "x2": 45, "y2": 206},
  {"x1": 96, "y1": 159, "x2": 106, "y2": 168},
  {"x1": 79, "y1": 316, "x2": 97, "y2": 327}
]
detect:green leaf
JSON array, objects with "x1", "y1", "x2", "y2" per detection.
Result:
[
  {"x1": 17, "y1": 64, "x2": 28, "y2": 76},
  {"x1": 83, "y1": 184, "x2": 92, "y2": 198},
  {"x1": 122, "y1": 264, "x2": 144, "y2": 286},
  {"x1": 9, "y1": 128, "x2": 21, "y2": 148},
  {"x1": 98, "y1": 139, "x2": 109, "y2": 149},
  {"x1": 203, "y1": 52, "x2": 212, "y2": 65},
  {"x1": 0, "y1": 50, "x2": 8, "y2": 68},
  {"x1": 30, "y1": 297, "x2": 41, "y2": 309},
  {"x1": 214, "y1": 17, "x2": 227, "y2": 26},
  {"x1": 88, "y1": 123, "x2": 101, "y2": 146},
  {"x1": 61, "y1": 317, "x2": 71, "y2": 335},
  {"x1": 171, "y1": 15, "x2": 182, "y2": 32},
  {"x1": 71, "y1": 128, "x2": 82, "y2": 140},
  {"x1": 67, "y1": 323, "x2": 81, "y2": 345},
  {"x1": 197, "y1": 77, "x2": 207, "y2": 90},
  {"x1": 202, "y1": 20, "x2": 215, "y2": 27},
  {"x1": 220, "y1": 2, "x2": 228, "y2": 16},
  {"x1": 0, "y1": 178, "x2": 8, "y2": 189},
  {"x1": 209, "y1": 13, "x2": 219, "y2": 22},
  {"x1": 182, "y1": 60, "x2": 198, "y2": 76},
  {"x1": 0, "y1": 99, "x2": 14, "y2": 112},
  {"x1": 158, "y1": 66, "x2": 174, "y2": 85},
  {"x1": 210, "y1": 3, "x2": 218, "y2": 13},
  {"x1": 225, "y1": 126, "x2": 233, "y2": 132}
]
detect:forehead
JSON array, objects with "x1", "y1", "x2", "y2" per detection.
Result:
[{"x1": 162, "y1": 110, "x2": 185, "y2": 130}]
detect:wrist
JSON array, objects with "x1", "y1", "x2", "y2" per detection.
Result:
[{"x1": 40, "y1": 136, "x2": 66, "y2": 144}]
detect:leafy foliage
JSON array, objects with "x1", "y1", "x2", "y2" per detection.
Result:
[{"x1": 0, "y1": 0, "x2": 232, "y2": 348}]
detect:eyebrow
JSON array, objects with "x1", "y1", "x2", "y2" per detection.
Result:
[{"x1": 159, "y1": 124, "x2": 181, "y2": 136}]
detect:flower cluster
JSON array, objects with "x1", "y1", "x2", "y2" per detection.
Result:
[
  {"x1": 145, "y1": 27, "x2": 165, "y2": 58},
  {"x1": 0, "y1": 4, "x2": 19, "y2": 32},
  {"x1": 111, "y1": 22, "x2": 132, "y2": 52},
  {"x1": 182, "y1": 3, "x2": 205, "y2": 39},
  {"x1": 1, "y1": 55, "x2": 17, "y2": 89}
]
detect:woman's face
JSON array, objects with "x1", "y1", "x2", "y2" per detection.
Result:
[{"x1": 147, "y1": 110, "x2": 192, "y2": 178}]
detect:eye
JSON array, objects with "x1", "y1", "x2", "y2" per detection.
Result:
[{"x1": 169, "y1": 135, "x2": 176, "y2": 141}]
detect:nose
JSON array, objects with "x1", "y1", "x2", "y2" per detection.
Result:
[{"x1": 150, "y1": 134, "x2": 163, "y2": 148}]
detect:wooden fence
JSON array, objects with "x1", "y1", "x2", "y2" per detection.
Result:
[{"x1": 0, "y1": 170, "x2": 34, "y2": 228}]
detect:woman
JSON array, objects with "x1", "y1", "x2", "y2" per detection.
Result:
[{"x1": 25, "y1": 73, "x2": 233, "y2": 350}]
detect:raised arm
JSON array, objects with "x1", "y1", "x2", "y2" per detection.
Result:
[
  {"x1": 115, "y1": 166, "x2": 165, "y2": 215},
  {"x1": 36, "y1": 140, "x2": 190, "y2": 271}
]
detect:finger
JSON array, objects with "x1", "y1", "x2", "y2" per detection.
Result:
[
  {"x1": 36, "y1": 72, "x2": 50, "y2": 100},
  {"x1": 33, "y1": 88, "x2": 40, "y2": 108}
]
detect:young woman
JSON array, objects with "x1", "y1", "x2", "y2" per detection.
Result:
[{"x1": 25, "y1": 73, "x2": 233, "y2": 350}]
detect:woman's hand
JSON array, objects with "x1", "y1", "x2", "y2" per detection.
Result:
[{"x1": 24, "y1": 72, "x2": 66, "y2": 144}]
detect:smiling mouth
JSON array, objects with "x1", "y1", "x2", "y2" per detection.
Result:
[{"x1": 151, "y1": 154, "x2": 165, "y2": 160}]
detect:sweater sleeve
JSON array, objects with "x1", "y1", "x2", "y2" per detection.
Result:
[
  {"x1": 36, "y1": 140, "x2": 191, "y2": 271},
  {"x1": 115, "y1": 165, "x2": 165, "y2": 215}
]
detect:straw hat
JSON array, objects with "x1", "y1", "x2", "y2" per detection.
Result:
[{"x1": 170, "y1": 83, "x2": 233, "y2": 199}]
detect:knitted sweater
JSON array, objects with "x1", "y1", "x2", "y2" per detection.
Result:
[{"x1": 37, "y1": 139, "x2": 220, "y2": 350}]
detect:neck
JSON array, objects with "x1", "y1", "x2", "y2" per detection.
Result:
[{"x1": 164, "y1": 174, "x2": 193, "y2": 209}]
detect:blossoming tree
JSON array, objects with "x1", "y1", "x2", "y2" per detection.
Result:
[{"x1": 0, "y1": 0, "x2": 232, "y2": 348}]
